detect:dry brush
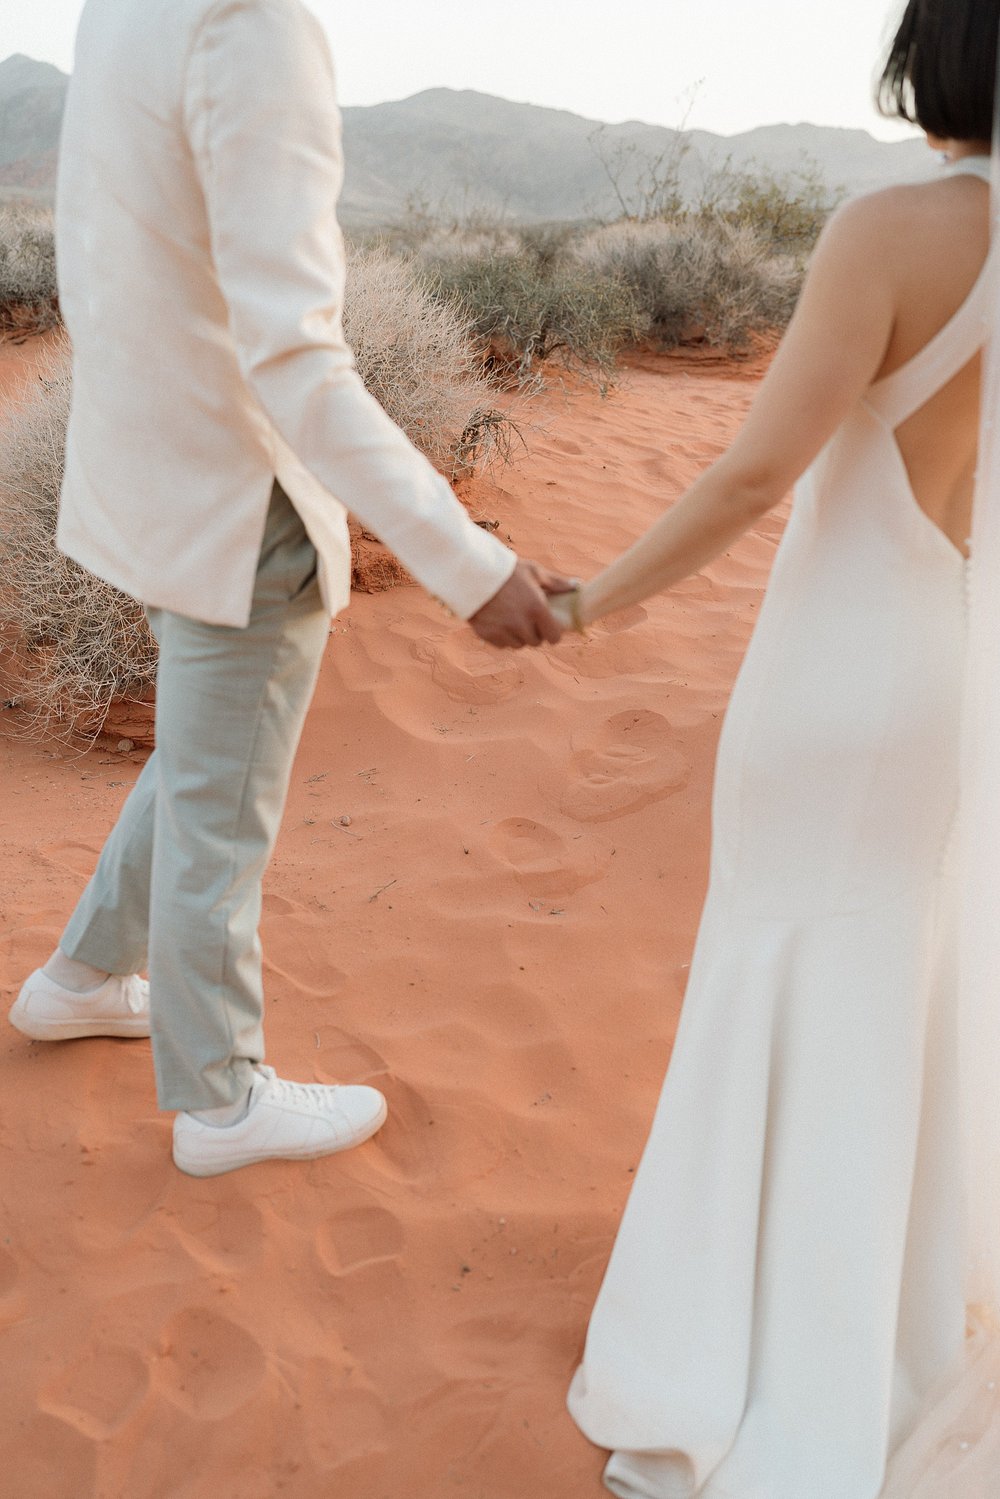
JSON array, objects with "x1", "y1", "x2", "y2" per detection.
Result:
[{"x1": 0, "y1": 251, "x2": 519, "y2": 738}]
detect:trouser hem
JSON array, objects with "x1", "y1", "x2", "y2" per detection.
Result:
[{"x1": 156, "y1": 1055, "x2": 258, "y2": 1114}]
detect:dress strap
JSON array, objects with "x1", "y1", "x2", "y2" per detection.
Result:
[
  {"x1": 943, "y1": 154, "x2": 993, "y2": 186},
  {"x1": 865, "y1": 245, "x2": 998, "y2": 431}
]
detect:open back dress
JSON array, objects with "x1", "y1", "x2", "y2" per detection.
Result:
[{"x1": 568, "y1": 156, "x2": 998, "y2": 1499}]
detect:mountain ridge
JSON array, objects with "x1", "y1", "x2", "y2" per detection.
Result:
[{"x1": 0, "y1": 55, "x2": 935, "y2": 222}]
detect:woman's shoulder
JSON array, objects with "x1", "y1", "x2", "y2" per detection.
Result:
[
  {"x1": 815, "y1": 174, "x2": 990, "y2": 289},
  {"x1": 824, "y1": 173, "x2": 979, "y2": 234}
]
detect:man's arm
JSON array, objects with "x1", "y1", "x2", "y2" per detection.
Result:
[{"x1": 183, "y1": 0, "x2": 530, "y2": 624}]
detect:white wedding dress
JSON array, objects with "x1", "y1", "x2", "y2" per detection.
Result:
[{"x1": 568, "y1": 157, "x2": 1000, "y2": 1499}]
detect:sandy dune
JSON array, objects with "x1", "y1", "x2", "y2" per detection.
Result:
[{"x1": 0, "y1": 346, "x2": 784, "y2": 1497}]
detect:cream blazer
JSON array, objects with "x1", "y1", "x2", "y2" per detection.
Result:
[{"x1": 54, "y1": 0, "x2": 516, "y2": 628}]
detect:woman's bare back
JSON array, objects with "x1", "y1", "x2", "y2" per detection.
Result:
[
  {"x1": 566, "y1": 151, "x2": 995, "y2": 630},
  {"x1": 877, "y1": 170, "x2": 991, "y2": 555}
]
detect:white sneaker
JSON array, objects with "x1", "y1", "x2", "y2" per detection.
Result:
[
  {"x1": 172, "y1": 1065, "x2": 388, "y2": 1177},
  {"x1": 9, "y1": 968, "x2": 151, "y2": 1040}
]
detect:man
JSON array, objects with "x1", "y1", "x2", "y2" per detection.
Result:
[{"x1": 8, "y1": 0, "x2": 568, "y2": 1176}]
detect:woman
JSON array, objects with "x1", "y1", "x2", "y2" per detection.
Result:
[{"x1": 557, "y1": 3, "x2": 1000, "y2": 1495}]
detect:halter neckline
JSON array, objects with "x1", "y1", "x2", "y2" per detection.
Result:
[{"x1": 942, "y1": 154, "x2": 992, "y2": 184}]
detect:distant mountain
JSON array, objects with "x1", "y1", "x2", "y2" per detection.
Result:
[
  {"x1": 0, "y1": 53, "x2": 936, "y2": 222},
  {"x1": 339, "y1": 90, "x2": 935, "y2": 226},
  {"x1": 0, "y1": 54, "x2": 67, "y2": 202}
]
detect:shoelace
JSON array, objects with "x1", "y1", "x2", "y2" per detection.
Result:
[
  {"x1": 122, "y1": 977, "x2": 148, "y2": 1016},
  {"x1": 258, "y1": 1068, "x2": 342, "y2": 1112}
]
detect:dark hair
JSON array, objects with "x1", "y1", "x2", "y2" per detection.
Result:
[{"x1": 878, "y1": 0, "x2": 1000, "y2": 141}]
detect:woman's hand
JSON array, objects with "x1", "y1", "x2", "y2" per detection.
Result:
[{"x1": 546, "y1": 584, "x2": 585, "y2": 633}]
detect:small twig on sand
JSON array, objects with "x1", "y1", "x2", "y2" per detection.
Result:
[{"x1": 368, "y1": 879, "x2": 398, "y2": 903}]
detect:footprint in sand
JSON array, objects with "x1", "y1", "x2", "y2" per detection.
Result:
[
  {"x1": 155, "y1": 1307, "x2": 266, "y2": 1419},
  {"x1": 300, "y1": 1361, "x2": 389, "y2": 1470},
  {"x1": 313, "y1": 1026, "x2": 388, "y2": 1079},
  {"x1": 366, "y1": 1077, "x2": 436, "y2": 1182},
  {"x1": 174, "y1": 1194, "x2": 266, "y2": 1274},
  {"x1": 488, "y1": 817, "x2": 607, "y2": 897},
  {"x1": 315, "y1": 1204, "x2": 404, "y2": 1276},
  {"x1": 260, "y1": 910, "x2": 351, "y2": 1000},
  {"x1": 39, "y1": 1346, "x2": 150, "y2": 1440},
  {"x1": 69, "y1": 1131, "x2": 173, "y2": 1254},
  {"x1": 412, "y1": 636, "x2": 523, "y2": 706},
  {"x1": 598, "y1": 603, "x2": 648, "y2": 634},
  {"x1": 552, "y1": 709, "x2": 687, "y2": 823},
  {"x1": 547, "y1": 609, "x2": 661, "y2": 682}
]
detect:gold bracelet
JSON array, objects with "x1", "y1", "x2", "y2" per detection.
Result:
[{"x1": 568, "y1": 585, "x2": 588, "y2": 636}]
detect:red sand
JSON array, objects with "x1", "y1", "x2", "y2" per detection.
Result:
[{"x1": 0, "y1": 344, "x2": 785, "y2": 1498}]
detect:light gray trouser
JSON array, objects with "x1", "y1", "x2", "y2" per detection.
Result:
[{"x1": 60, "y1": 482, "x2": 330, "y2": 1111}]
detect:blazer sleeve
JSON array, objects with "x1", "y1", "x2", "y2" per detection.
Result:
[{"x1": 182, "y1": 0, "x2": 516, "y2": 620}]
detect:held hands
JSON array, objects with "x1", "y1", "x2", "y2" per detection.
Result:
[
  {"x1": 546, "y1": 585, "x2": 587, "y2": 634},
  {"x1": 468, "y1": 560, "x2": 579, "y2": 649}
]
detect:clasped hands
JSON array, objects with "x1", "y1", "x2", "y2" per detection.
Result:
[{"x1": 468, "y1": 559, "x2": 584, "y2": 650}]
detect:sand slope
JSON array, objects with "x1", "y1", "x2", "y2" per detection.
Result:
[{"x1": 0, "y1": 350, "x2": 784, "y2": 1498}]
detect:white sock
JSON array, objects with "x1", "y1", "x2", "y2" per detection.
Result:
[
  {"x1": 43, "y1": 949, "x2": 112, "y2": 994},
  {"x1": 189, "y1": 1089, "x2": 253, "y2": 1128}
]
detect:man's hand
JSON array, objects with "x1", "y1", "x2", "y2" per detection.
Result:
[{"x1": 468, "y1": 560, "x2": 576, "y2": 649}]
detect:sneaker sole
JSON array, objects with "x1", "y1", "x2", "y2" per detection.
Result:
[
  {"x1": 8, "y1": 1002, "x2": 151, "y2": 1041},
  {"x1": 172, "y1": 1096, "x2": 389, "y2": 1178}
]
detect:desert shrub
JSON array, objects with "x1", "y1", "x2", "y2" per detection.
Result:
[
  {"x1": 411, "y1": 166, "x2": 818, "y2": 374},
  {"x1": 515, "y1": 222, "x2": 580, "y2": 270},
  {"x1": 0, "y1": 340, "x2": 158, "y2": 739},
  {"x1": 422, "y1": 243, "x2": 648, "y2": 385},
  {"x1": 571, "y1": 217, "x2": 802, "y2": 350},
  {"x1": 696, "y1": 160, "x2": 838, "y2": 255},
  {"x1": 391, "y1": 218, "x2": 524, "y2": 263},
  {"x1": 0, "y1": 252, "x2": 519, "y2": 737},
  {"x1": 344, "y1": 244, "x2": 518, "y2": 474},
  {"x1": 386, "y1": 214, "x2": 645, "y2": 386},
  {"x1": 372, "y1": 198, "x2": 526, "y2": 260},
  {"x1": 0, "y1": 205, "x2": 59, "y2": 339}
]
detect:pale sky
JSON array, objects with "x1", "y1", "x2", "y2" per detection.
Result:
[{"x1": 2, "y1": 0, "x2": 920, "y2": 143}]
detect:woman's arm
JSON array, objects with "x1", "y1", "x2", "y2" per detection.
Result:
[{"x1": 566, "y1": 195, "x2": 901, "y2": 628}]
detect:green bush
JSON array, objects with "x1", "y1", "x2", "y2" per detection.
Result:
[
  {"x1": 697, "y1": 160, "x2": 837, "y2": 255},
  {"x1": 410, "y1": 162, "x2": 828, "y2": 372},
  {"x1": 572, "y1": 217, "x2": 802, "y2": 350},
  {"x1": 422, "y1": 244, "x2": 648, "y2": 385},
  {"x1": 343, "y1": 245, "x2": 518, "y2": 475}
]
